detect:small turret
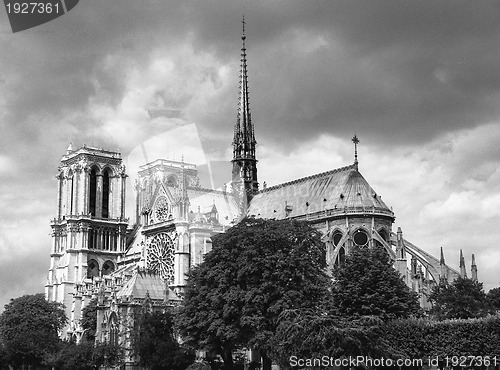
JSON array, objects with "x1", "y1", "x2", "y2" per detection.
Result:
[{"x1": 395, "y1": 227, "x2": 407, "y2": 280}]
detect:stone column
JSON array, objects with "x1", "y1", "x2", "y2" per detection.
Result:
[
  {"x1": 57, "y1": 172, "x2": 64, "y2": 219},
  {"x1": 120, "y1": 173, "x2": 126, "y2": 220}
]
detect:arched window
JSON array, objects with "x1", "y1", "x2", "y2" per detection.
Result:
[
  {"x1": 67, "y1": 170, "x2": 74, "y2": 215},
  {"x1": 167, "y1": 175, "x2": 177, "y2": 186},
  {"x1": 332, "y1": 231, "x2": 343, "y2": 247},
  {"x1": 376, "y1": 228, "x2": 389, "y2": 249},
  {"x1": 102, "y1": 169, "x2": 110, "y2": 218},
  {"x1": 335, "y1": 246, "x2": 346, "y2": 266},
  {"x1": 102, "y1": 260, "x2": 115, "y2": 275},
  {"x1": 89, "y1": 167, "x2": 98, "y2": 216},
  {"x1": 109, "y1": 313, "x2": 118, "y2": 346},
  {"x1": 378, "y1": 229, "x2": 388, "y2": 242},
  {"x1": 87, "y1": 259, "x2": 99, "y2": 278}
]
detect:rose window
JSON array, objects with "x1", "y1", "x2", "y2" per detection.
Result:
[
  {"x1": 147, "y1": 233, "x2": 175, "y2": 282},
  {"x1": 353, "y1": 229, "x2": 369, "y2": 247},
  {"x1": 154, "y1": 197, "x2": 169, "y2": 222}
]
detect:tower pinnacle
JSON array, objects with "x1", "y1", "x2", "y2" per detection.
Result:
[
  {"x1": 460, "y1": 249, "x2": 467, "y2": 278},
  {"x1": 232, "y1": 17, "x2": 258, "y2": 209},
  {"x1": 471, "y1": 253, "x2": 478, "y2": 281}
]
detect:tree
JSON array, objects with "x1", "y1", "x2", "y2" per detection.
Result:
[
  {"x1": 45, "y1": 340, "x2": 123, "y2": 369},
  {"x1": 271, "y1": 244, "x2": 421, "y2": 366},
  {"x1": 80, "y1": 298, "x2": 98, "y2": 342},
  {"x1": 132, "y1": 310, "x2": 195, "y2": 370},
  {"x1": 429, "y1": 276, "x2": 489, "y2": 320},
  {"x1": 0, "y1": 342, "x2": 8, "y2": 369},
  {"x1": 330, "y1": 245, "x2": 422, "y2": 320},
  {"x1": 177, "y1": 217, "x2": 330, "y2": 370},
  {"x1": 0, "y1": 293, "x2": 66, "y2": 368},
  {"x1": 487, "y1": 287, "x2": 500, "y2": 312},
  {"x1": 271, "y1": 309, "x2": 383, "y2": 368}
]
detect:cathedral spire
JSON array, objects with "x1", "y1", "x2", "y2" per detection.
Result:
[
  {"x1": 232, "y1": 16, "x2": 258, "y2": 209},
  {"x1": 233, "y1": 15, "x2": 255, "y2": 161}
]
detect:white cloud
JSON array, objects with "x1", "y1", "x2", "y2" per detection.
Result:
[{"x1": 0, "y1": 155, "x2": 16, "y2": 176}]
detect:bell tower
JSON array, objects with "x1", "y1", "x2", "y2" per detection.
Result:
[
  {"x1": 232, "y1": 17, "x2": 258, "y2": 210},
  {"x1": 45, "y1": 144, "x2": 128, "y2": 337}
]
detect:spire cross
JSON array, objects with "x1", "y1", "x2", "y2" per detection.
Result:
[{"x1": 352, "y1": 134, "x2": 360, "y2": 167}]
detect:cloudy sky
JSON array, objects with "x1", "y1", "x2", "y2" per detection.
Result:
[{"x1": 2, "y1": 0, "x2": 500, "y2": 311}]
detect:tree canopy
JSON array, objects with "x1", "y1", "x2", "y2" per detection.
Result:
[
  {"x1": 132, "y1": 310, "x2": 194, "y2": 370},
  {"x1": 330, "y1": 245, "x2": 421, "y2": 320},
  {"x1": 0, "y1": 293, "x2": 67, "y2": 368},
  {"x1": 487, "y1": 287, "x2": 500, "y2": 312},
  {"x1": 271, "y1": 309, "x2": 383, "y2": 367},
  {"x1": 429, "y1": 276, "x2": 489, "y2": 320},
  {"x1": 80, "y1": 298, "x2": 98, "y2": 342},
  {"x1": 44, "y1": 340, "x2": 123, "y2": 370},
  {"x1": 177, "y1": 217, "x2": 330, "y2": 370}
]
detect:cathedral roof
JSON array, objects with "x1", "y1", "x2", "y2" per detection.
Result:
[
  {"x1": 116, "y1": 269, "x2": 180, "y2": 301},
  {"x1": 248, "y1": 164, "x2": 394, "y2": 221}
]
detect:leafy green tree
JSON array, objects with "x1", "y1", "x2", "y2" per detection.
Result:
[
  {"x1": 429, "y1": 276, "x2": 489, "y2": 319},
  {"x1": 487, "y1": 287, "x2": 500, "y2": 312},
  {"x1": 132, "y1": 310, "x2": 195, "y2": 370},
  {"x1": 0, "y1": 293, "x2": 66, "y2": 368},
  {"x1": 331, "y1": 245, "x2": 422, "y2": 320},
  {"x1": 0, "y1": 342, "x2": 8, "y2": 369},
  {"x1": 80, "y1": 298, "x2": 98, "y2": 342},
  {"x1": 177, "y1": 218, "x2": 329, "y2": 370},
  {"x1": 45, "y1": 340, "x2": 123, "y2": 369},
  {"x1": 271, "y1": 244, "x2": 420, "y2": 366},
  {"x1": 272, "y1": 309, "x2": 383, "y2": 368}
]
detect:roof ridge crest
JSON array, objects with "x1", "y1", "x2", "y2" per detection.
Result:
[{"x1": 258, "y1": 164, "x2": 356, "y2": 193}]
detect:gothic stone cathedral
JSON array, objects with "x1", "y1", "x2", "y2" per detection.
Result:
[{"x1": 45, "y1": 23, "x2": 478, "y2": 360}]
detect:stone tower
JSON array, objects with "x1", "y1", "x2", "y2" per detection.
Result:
[
  {"x1": 45, "y1": 144, "x2": 128, "y2": 337},
  {"x1": 232, "y1": 17, "x2": 258, "y2": 210}
]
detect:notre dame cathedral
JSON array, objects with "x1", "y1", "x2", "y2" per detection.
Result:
[{"x1": 45, "y1": 22, "x2": 477, "y2": 364}]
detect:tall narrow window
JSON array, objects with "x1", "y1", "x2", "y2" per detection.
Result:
[
  {"x1": 89, "y1": 168, "x2": 97, "y2": 216},
  {"x1": 109, "y1": 313, "x2": 118, "y2": 346},
  {"x1": 68, "y1": 170, "x2": 74, "y2": 215},
  {"x1": 88, "y1": 229, "x2": 94, "y2": 249},
  {"x1": 335, "y1": 246, "x2": 346, "y2": 266},
  {"x1": 102, "y1": 170, "x2": 110, "y2": 218}
]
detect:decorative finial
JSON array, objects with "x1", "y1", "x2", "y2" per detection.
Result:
[{"x1": 352, "y1": 134, "x2": 359, "y2": 168}]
